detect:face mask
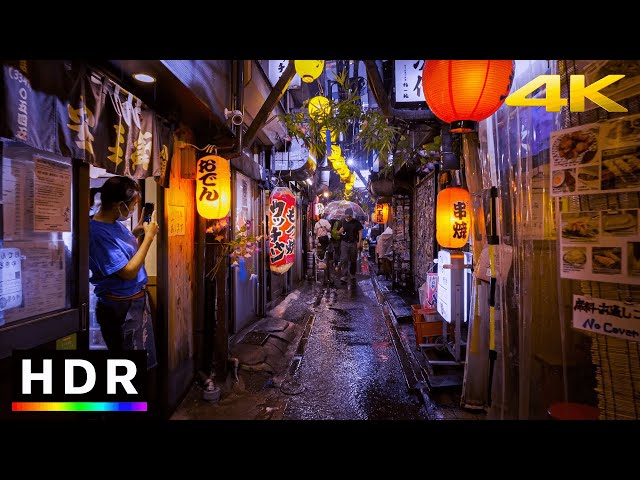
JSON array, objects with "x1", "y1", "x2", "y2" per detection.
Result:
[{"x1": 117, "y1": 202, "x2": 134, "y2": 222}]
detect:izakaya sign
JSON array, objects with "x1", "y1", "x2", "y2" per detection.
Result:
[
  {"x1": 268, "y1": 187, "x2": 296, "y2": 274},
  {"x1": 573, "y1": 294, "x2": 640, "y2": 342},
  {"x1": 436, "y1": 187, "x2": 471, "y2": 249},
  {"x1": 196, "y1": 155, "x2": 231, "y2": 220},
  {"x1": 373, "y1": 203, "x2": 389, "y2": 224}
]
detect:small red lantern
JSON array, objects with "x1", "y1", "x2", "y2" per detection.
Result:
[
  {"x1": 436, "y1": 187, "x2": 471, "y2": 249},
  {"x1": 268, "y1": 187, "x2": 296, "y2": 274},
  {"x1": 373, "y1": 203, "x2": 389, "y2": 224},
  {"x1": 423, "y1": 60, "x2": 514, "y2": 133}
]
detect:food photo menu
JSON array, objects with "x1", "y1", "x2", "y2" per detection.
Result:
[
  {"x1": 550, "y1": 114, "x2": 640, "y2": 197},
  {"x1": 560, "y1": 208, "x2": 640, "y2": 284}
]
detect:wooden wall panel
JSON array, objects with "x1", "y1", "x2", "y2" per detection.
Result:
[
  {"x1": 165, "y1": 128, "x2": 196, "y2": 398},
  {"x1": 413, "y1": 173, "x2": 436, "y2": 289}
]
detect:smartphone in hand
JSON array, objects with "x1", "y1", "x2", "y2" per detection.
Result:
[{"x1": 143, "y1": 202, "x2": 155, "y2": 223}]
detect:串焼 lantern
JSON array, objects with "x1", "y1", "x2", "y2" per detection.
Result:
[
  {"x1": 422, "y1": 60, "x2": 515, "y2": 133},
  {"x1": 373, "y1": 203, "x2": 389, "y2": 224},
  {"x1": 269, "y1": 187, "x2": 296, "y2": 274},
  {"x1": 436, "y1": 187, "x2": 471, "y2": 249},
  {"x1": 196, "y1": 155, "x2": 231, "y2": 220},
  {"x1": 294, "y1": 60, "x2": 325, "y2": 83}
]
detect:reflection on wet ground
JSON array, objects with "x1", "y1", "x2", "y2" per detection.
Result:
[{"x1": 283, "y1": 274, "x2": 429, "y2": 420}]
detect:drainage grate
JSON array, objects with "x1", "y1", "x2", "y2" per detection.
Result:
[
  {"x1": 331, "y1": 325, "x2": 353, "y2": 332},
  {"x1": 240, "y1": 331, "x2": 271, "y2": 346}
]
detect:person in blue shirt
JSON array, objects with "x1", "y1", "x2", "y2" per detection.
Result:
[{"x1": 89, "y1": 176, "x2": 159, "y2": 369}]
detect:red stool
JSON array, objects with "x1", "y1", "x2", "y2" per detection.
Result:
[{"x1": 548, "y1": 402, "x2": 600, "y2": 420}]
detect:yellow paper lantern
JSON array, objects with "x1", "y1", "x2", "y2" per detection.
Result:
[
  {"x1": 436, "y1": 187, "x2": 471, "y2": 249},
  {"x1": 196, "y1": 155, "x2": 231, "y2": 220},
  {"x1": 294, "y1": 60, "x2": 325, "y2": 83},
  {"x1": 373, "y1": 203, "x2": 389, "y2": 224},
  {"x1": 328, "y1": 144, "x2": 341, "y2": 160},
  {"x1": 308, "y1": 96, "x2": 331, "y2": 121}
]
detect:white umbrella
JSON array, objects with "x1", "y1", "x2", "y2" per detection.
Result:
[{"x1": 324, "y1": 200, "x2": 367, "y2": 221}]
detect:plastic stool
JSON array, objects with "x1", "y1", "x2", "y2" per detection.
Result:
[{"x1": 548, "y1": 402, "x2": 600, "y2": 420}]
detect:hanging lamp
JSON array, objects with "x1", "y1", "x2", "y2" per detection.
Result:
[
  {"x1": 294, "y1": 60, "x2": 325, "y2": 83},
  {"x1": 422, "y1": 60, "x2": 515, "y2": 133},
  {"x1": 308, "y1": 95, "x2": 331, "y2": 121},
  {"x1": 436, "y1": 186, "x2": 471, "y2": 249}
]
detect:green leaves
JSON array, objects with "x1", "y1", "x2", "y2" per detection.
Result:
[{"x1": 279, "y1": 70, "x2": 440, "y2": 184}]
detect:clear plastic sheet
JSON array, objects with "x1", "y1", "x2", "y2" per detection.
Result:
[{"x1": 481, "y1": 60, "x2": 568, "y2": 418}]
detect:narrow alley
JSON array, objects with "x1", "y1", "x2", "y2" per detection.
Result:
[
  {"x1": 4, "y1": 59, "x2": 637, "y2": 423},
  {"x1": 282, "y1": 273, "x2": 428, "y2": 420},
  {"x1": 172, "y1": 257, "x2": 430, "y2": 420}
]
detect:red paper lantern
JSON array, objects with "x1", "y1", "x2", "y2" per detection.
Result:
[
  {"x1": 373, "y1": 203, "x2": 389, "y2": 224},
  {"x1": 422, "y1": 60, "x2": 514, "y2": 133},
  {"x1": 268, "y1": 187, "x2": 296, "y2": 274},
  {"x1": 436, "y1": 186, "x2": 471, "y2": 249}
]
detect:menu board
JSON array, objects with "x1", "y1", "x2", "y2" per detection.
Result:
[
  {"x1": 34, "y1": 157, "x2": 72, "y2": 232},
  {"x1": 551, "y1": 114, "x2": 640, "y2": 197}
]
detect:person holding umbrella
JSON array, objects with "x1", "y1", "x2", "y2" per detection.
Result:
[{"x1": 338, "y1": 207, "x2": 364, "y2": 283}]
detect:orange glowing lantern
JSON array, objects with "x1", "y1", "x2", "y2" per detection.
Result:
[
  {"x1": 436, "y1": 187, "x2": 471, "y2": 249},
  {"x1": 196, "y1": 155, "x2": 231, "y2": 219},
  {"x1": 268, "y1": 187, "x2": 296, "y2": 274},
  {"x1": 422, "y1": 60, "x2": 515, "y2": 133},
  {"x1": 373, "y1": 203, "x2": 389, "y2": 224}
]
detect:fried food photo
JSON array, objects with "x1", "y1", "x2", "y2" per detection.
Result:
[
  {"x1": 555, "y1": 130, "x2": 597, "y2": 161},
  {"x1": 592, "y1": 248, "x2": 622, "y2": 270},
  {"x1": 602, "y1": 212, "x2": 637, "y2": 232},
  {"x1": 562, "y1": 214, "x2": 599, "y2": 238},
  {"x1": 563, "y1": 248, "x2": 587, "y2": 266}
]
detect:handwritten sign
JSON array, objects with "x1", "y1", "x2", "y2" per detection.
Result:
[
  {"x1": 572, "y1": 294, "x2": 640, "y2": 342},
  {"x1": 168, "y1": 205, "x2": 185, "y2": 237},
  {"x1": 394, "y1": 60, "x2": 426, "y2": 103},
  {"x1": 268, "y1": 60, "x2": 301, "y2": 89}
]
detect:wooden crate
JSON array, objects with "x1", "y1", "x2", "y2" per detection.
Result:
[{"x1": 412, "y1": 304, "x2": 445, "y2": 348}]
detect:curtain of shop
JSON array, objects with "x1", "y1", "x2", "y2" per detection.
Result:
[{"x1": 1, "y1": 60, "x2": 171, "y2": 181}]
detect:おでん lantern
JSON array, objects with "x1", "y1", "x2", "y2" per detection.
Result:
[
  {"x1": 196, "y1": 155, "x2": 231, "y2": 220},
  {"x1": 294, "y1": 60, "x2": 325, "y2": 83},
  {"x1": 422, "y1": 60, "x2": 514, "y2": 133},
  {"x1": 268, "y1": 187, "x2": 296, "y2": 274},
  {"x1": 373, "y1": 203, "x2": 389, "y2": 224},
  {"x1": 436, "y1": 187, "x2": 471, "y2": 249}
]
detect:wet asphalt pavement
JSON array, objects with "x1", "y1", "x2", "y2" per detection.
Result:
[{"x1": 282, "y1": 271, "x2": 429, "y2": 420}]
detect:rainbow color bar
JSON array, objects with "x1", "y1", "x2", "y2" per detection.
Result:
[{"x1": 12, "y1": 402, "x2": 147, "y2": 412}]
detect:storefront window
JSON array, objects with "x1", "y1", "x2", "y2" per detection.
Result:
[{"x1": 0, "y1": 141, "x2": 74, "y2": 326}]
